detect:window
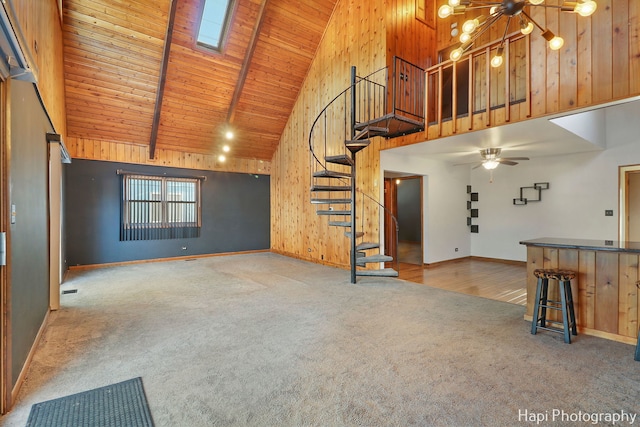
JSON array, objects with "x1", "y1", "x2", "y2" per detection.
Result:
[
  {"x1": 196, "y1": 0, "x2": 234, "y2": 51},
  {"x1": 120, "y1": 174, "x2": 202, "y2": 241}
]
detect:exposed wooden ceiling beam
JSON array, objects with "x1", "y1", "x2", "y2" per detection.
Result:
[
  {"x1": 226, "y1": 0, "x2": 270, "y2": 124},
  {"x1": 149, "y1": 0, "x2": 179, "y2": 160}
]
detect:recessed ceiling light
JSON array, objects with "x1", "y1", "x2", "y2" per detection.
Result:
[
  {"x1": 218, "y1": 154, "x2": 226, "y2": 162},
  {"x1": 225, "y1": 131, "x2": 234, "y2": 140},
  {"x1": 223, "y1": 145, "x2": 230, "y2": 152}
]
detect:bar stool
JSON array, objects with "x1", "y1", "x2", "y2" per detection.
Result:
[{"x1": 531, "y1": 268, "x2": 577, "y2": 344}]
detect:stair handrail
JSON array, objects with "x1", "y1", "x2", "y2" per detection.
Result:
[{"x1": 308, "y1": 65, "x2": 389, "y2": 172}]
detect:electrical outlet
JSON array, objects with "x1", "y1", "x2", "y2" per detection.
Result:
[
  {"x1": 605, "y1": 210, "x2": 613, "y2": 216},
  {"x1": 455, "y1": 248, "x2": 458, "y2": 252},
  {"x1": 182, "y1": 246, "x2": 187, "y2": 250}
]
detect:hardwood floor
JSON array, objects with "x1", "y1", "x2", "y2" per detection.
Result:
[{"x1": 398, "y1": 257, "x2": 527, "y2": 306}]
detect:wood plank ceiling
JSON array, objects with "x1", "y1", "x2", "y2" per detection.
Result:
[{"x1": 62, "y1": 0, "x2": 338, "y2": 162}]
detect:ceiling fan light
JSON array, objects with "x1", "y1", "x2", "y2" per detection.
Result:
[
  {"x1": 489, "y1": 6, "x2": 498, "y2": 15},
  {"x1": 459, "y1": 32, "x2": 471, "y2": 43},
  {"x1": 483, "y1": 160, "x2": 499, "y2": 170},
  {"x1": 529, "y1": 0, "x2": 544, "y2": 4},
  {"x1": 448, "y1": 0, "x2": 461, "y2": 7}
]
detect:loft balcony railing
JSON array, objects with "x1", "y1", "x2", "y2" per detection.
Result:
[{"x1": 426, "y1": 32, "x2": 530, "y2": 135}]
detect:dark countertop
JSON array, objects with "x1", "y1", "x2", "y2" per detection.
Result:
[{"x1": 520, "y1": 237, "x2": 640, "y2": 253}]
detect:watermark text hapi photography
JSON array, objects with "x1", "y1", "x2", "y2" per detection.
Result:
[{"x1": 519, "y1": 409, "x2": 638, "y2": 425}]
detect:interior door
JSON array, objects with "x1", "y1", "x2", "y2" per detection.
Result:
[
  {"x1": 384, "y1": 178, "x2": 398, "y2": 263},
  {"x1": 626, "y1": 171, "x2": 640, "y2": 242}
]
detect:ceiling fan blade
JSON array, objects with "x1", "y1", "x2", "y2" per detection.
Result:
[
  {"x1": 471, "y1": 163, "x2": 485, "y2": 170},
  {"x1": 501, "y1": 157, "x2": 529, "y2": 161},
  {"x1": 453, "y1": 161, "x2": 482, "y2": 167},
  {"x1": 497, "y1": 160, "x2": 518, "y2": 166}
]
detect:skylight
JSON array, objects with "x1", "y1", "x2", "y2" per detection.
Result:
[{"x1": 197, "y1": 0, "x2": 233, "y2": 51}]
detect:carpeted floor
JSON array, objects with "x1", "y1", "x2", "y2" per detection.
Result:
[{"x1": 1, "y1": 253, "x2": 639, "y2": 426}]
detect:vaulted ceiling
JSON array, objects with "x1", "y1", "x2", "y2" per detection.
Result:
[{"x1": 62, "y1": 0, "x2": 338, "y2": 162}]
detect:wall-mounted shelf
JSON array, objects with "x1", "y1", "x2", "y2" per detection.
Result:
[
  {"x1": 513, "y1": 182, "x2": 549, "y2": 205},
  {"x1": 467, "y1": 185, "x2": 478, "y2": 233}
]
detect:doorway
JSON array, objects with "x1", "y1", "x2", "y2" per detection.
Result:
[
  {"x1": 620, "y1": 165, "x2": 640, "y2": 242},
  {"x1": 384, "y1": 174, "x2": 423, "y2": 266}
]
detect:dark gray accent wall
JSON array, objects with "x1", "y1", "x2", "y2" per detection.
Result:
[
  {"x1": 398, "y1": 177, "x2": 421, "y2": 242},
  {"x1": 65, "y1": 160, "x2": 270, "y2": 266},
  {"x1": 10, "y1": 81, "x2": 51, "y2": 385}
]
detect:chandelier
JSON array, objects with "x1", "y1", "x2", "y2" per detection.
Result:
[{"x1": 438, "y1": 0, "x2": 597, "y2": 67}]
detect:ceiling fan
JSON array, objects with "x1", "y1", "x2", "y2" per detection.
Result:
[{"x1": 471, "y1": 148, "x2": 529, "y2": 170}]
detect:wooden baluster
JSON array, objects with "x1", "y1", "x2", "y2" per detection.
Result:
[
  {"x1": 505, "y1": 38, "x2": 510, "y2": 123},
  {"x1": 485, "y1": 46, "x2": 491, "y2": 127},
  {"x1": 437, "y1": 65, "x2": 443, "y2": 137},
  {"x1": 452, "y1": 61, "x2": 458, "y2": 134},
  {"x1": 468, "y1": 54, "x2": 474, "y2": 130}
]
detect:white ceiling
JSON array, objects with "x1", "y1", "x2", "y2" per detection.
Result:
[{"x1": 385, "y1": 97, "x2": 640, "y2": 166}]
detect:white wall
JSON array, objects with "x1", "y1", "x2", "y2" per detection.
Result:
[
  {"x1": 470, "y1": 101, "x2": 640, "y2": 261},
  {"x1": 380, "y1": 152, "x2": 470, "y2": 264},
  {"x1": 382, "y1": 99, "x2": 640, "y2": 263}
]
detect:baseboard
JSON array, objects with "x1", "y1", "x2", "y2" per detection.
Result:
[
  {"x1": 11, "y1": 309, "x2": 50, "y2": 406},
  {"x1": 469, "y1": 256, "x2": 526, "y2": 266},
  {"x1": 523, "y1": 314, "x2": 637, "y2": 346},
  {"x1": 270, "y1": 249, "x2": 347, "y2": 270},
  {"x1": 424, "y1": 256, "x2": 526, "y2": 268},
  {"x1": 424, "y1": 256, "x2": 470, "y2": 268},
  {"x1": 68, "y1": 249, "x2": 271, "y2": 271}
]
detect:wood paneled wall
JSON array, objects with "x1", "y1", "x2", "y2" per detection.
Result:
[
  {"x1": 66, "y1": 137, "x2": 271, "y2": 175},
  {"x1": 420, "y1": 0, "x2": 640, "y2": 141},
  {"x1": 271, "y1": 0, "x2": 640, "y2": 269},
  {"x1": 271, "y1": 0, "x2": 436, "y2": 267},
  {"x1": 11, "y1": 0, "x2": 67, "y2": 136}
]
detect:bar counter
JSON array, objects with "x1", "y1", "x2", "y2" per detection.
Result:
[{"x1": 520, "y1": 238, "x2": 640, "y2": 344}]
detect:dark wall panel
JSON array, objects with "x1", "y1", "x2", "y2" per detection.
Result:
[
  {"x1": 10, "y1": 81, "x2": 52, "y2": 385},
  {"x1": 398, "y1": 178, "x2": 421, "y2": 242},
  {"x1": 65, "y1": 160, "x2": 270, "y2": 266}
]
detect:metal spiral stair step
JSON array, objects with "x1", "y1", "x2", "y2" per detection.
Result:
[
  {"x1": 313, "y1": 170, "x2": 352, "y2": 178},
  {"x1": 356, "y1": 268, "x2": 399, "y2": 277},
  {"x1": 354, "y1": 125, "x2": 389, "y2": 137},
  {"x1": 311, "y1": 184, "x2": 351, "y2": 192},
  {"x1": 325, "y1": 154, "x2": 353, "y2": 166},
  {"x1": 316, "y1": 210, "x2": 351, "y2": 216},
  {"x1": 356, "y1": 242, "x2": 380, "y2": 251},
  {"x1": 345, "y1": 231, "x2": 364, "y2": 238},
  {"x1": 356, "y1": 254, "x2": 394, "y2": 266},
  {"x1": 329, "y1": 221, "x2": 351, "y2": 227},
  {"x1": 345, "y1": 138, "x2": 371, "y2": 153},
  {"x1": 311, "y1": 198, "x2": 352, "y2": 204}
]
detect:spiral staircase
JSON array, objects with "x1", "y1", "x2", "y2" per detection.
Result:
[{"x1": 308, "y1": 57, "x2": 425, "y2": 283}]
